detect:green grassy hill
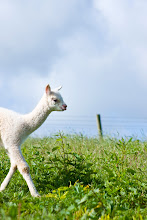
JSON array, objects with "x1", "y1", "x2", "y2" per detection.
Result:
[{"x1": 0, "y1": 134, "x2": 146, "y2": 219}]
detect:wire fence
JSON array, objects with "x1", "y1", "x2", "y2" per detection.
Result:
[{"x1": 33, "y1": 114, "x2": 147, "y2": 139}]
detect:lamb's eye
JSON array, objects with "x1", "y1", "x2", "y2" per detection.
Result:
[{"x1": 53, "y1": 99, "x2": 58, "y2": 103}]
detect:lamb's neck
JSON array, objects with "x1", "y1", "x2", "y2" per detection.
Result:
[{"x1": 25, "y1": 94, "x2": 52, "y2": 134}]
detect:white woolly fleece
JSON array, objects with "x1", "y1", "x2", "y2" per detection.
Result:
[{"x1": 0, "y1": 85, "x2": 67, "y2": 197}]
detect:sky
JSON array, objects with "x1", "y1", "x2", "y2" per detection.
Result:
[{"x1": 0, "y1": 0, "x2": 147, "y2": 137}]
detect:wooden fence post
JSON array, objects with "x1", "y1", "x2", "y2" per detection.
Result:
[{"x1": 96, "y1": 114, "x2": 103, "y2": 139}]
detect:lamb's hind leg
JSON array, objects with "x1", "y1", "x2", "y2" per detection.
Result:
[{"x1": 0, "y1": 162, "x2": 17, "y2": 192}]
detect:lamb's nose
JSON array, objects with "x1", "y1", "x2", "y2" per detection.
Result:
[{"x1": 63, "y1": 104, "x2": 67, "y2": 110}]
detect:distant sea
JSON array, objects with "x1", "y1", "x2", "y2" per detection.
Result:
[{"x1": 32, "y1": 115, "x2": 147, "y2": 141}]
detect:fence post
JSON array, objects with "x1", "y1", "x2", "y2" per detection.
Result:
[{"x1": 96, "y1": 114, "x2": 103, "y2": 139}]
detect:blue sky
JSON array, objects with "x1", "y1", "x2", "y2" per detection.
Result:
[{"x1": 0, "y1": 0, "x2": 147, "y2": 136}]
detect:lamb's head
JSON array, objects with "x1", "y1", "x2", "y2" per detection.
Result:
[{"x1": 45, "y1": 84, "x2": 67, "y2": 112}]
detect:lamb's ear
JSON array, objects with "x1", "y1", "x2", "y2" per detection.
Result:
[
  {"x1": 55, "y1": 86, "x2": 62, "y2": 91},
  {"x1": 45, "y1": 84, "x2": 51, "y2": 95}
]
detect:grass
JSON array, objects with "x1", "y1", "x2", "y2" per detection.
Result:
[{"x1": 0, "y1": 133, "x2": 146, "y2": 219}]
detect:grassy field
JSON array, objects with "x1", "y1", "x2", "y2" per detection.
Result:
[{"x1": 0, "y1": 133, "x2": 146, "y2": 219}]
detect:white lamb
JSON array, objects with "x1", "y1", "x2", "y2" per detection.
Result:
[{"x1": 0, "y1": 84, "x2": 67, "y2": 197}]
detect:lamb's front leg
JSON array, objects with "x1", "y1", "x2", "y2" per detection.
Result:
[
  {"x1": 0, "y1": 163, "x2": 17, "y2": 192},
  {"x1": 9, "y1": 147, "x2": 40, "y2": 197},
  {"x1": 18, "y1": 162, "x2": 40, "y2": 197}
]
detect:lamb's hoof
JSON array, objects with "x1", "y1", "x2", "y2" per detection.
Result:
[
  {"x1": 0, "y1": 187, "x2": 5, "y2": 192},
  {"x1": 32, "y1": 193, "x2": 41, "y2": 197}
]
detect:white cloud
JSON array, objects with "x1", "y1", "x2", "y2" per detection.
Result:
[
  {"x1": 93, "y1": 0, "x2": 147, "y2": 84},
  {"x1": 0, "y1": 0, "x2": 81, "y2": 73},
  {"x1": 0, "y1": 0, "x2": 147, "y2": 122}
]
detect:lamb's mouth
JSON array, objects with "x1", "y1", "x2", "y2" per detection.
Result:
[{"x1": 61, "y1": 105, "x2": 67, "y2": 111}]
